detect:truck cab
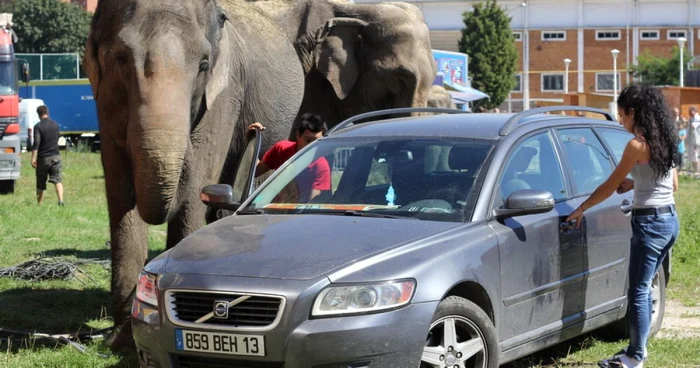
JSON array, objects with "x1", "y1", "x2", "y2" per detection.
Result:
[{"x1": 0, "y1": 12, "x2": 29, "y2": 194}]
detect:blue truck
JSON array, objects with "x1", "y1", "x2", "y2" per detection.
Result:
[{"x1": 18, "y1": 78, "x2": 99, "y2": 151}]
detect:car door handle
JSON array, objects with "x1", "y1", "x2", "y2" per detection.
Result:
[
  {"x1": 621, "y1": 199, "x2": 633, "y2": 214},
  {"x1": 560, "y1": 219, "x2": 577, "y2": 234}
]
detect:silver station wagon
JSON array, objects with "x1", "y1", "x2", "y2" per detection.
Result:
[{"x1": 131, "y1": 106, "x2": 671, "y2": 368}]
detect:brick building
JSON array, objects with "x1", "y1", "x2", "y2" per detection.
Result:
[
  {"x1": 62, "y1": 0, "x2": 97, "y2": 13},
  {"x1": 355, "y1": 0, "x2": 700, "y2": 111}
]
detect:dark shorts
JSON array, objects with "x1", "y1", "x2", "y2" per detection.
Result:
[{"x1": 36, "y1": 155, "x2": 62, "y2": 191}]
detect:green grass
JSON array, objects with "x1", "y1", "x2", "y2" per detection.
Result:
[
  {"x1": 0, "y1": 152, "x2": 698, "y2": 367},
  {"x1": 666, "y1": 175, "x2": 700, "y2": 307}
]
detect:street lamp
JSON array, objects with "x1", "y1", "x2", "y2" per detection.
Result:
[
  {"x1": 678, "y1": 37, "x2": 687, "y2": 87},
  {"x1": 611, "y1": 49, "x2": 620, "y2": 103},
  {"x1": 563, "y1": 58, "x2": 571, "y2": 94}
]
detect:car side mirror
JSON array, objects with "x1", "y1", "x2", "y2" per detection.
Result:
[
  {"x1": 200, "y1": 184, "x2": 242, "y2": 211},
  {"x1": 493, "y1": 189, "x2": 555, "y2": 219},
  {"x1": 18, "y1": 60, "x2": 30, "y2": 83}
]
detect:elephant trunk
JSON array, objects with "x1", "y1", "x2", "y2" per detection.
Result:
[{"x1": 129, "y1": 77, "x2": 192, "y2": 225}]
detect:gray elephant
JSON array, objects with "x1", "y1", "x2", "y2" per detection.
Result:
[
  {"x1": 249, "y1": 0, "x2": 437, "y2": 133},
  {"x1": 427, "y1": 85, "x2": 456, "y2": 109},
  {"x1": 82, "y1": 0, "x2": 304, "y2": 350}
]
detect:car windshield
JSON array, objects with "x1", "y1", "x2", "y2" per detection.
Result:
[{"x1": 243, "y1": 136, "x2": 494, "y2": 222}]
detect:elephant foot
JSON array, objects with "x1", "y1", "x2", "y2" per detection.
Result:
[{"x1": 105, "y1": 323, "x2": 136, "y2": 354}]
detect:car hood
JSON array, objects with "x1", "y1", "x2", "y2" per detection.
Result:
[{"x1": 163, "y1": 214, "x2": 458, "y2": 280}]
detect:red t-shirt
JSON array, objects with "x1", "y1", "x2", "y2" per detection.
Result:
[{"x1": 261, "y1": 140, "x2": 331, "y2": 201}]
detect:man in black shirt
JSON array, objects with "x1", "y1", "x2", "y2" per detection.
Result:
[{"x1": 31, "y1": 105, "x2": 64, "y2": 205}]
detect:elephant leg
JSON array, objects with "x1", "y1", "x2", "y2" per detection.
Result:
[
  {"x1": 166, "y1": 198, "x2": 208, "y2": 249},
  {"x1": 101, "y1": 137, "x2": 149, "y2": 352}
]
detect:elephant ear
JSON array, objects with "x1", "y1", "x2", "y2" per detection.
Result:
[
  {"x1": 205, "y1": 17, "x2": 231, "y2": 111},
  {"x1": 83, "y1": 31, "x2": 101, "y2": 100},
  {"x1": 313, "y1": 17, "x2": 368, "y2": 100}
]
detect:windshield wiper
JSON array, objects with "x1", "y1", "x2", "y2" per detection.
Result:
[
  {"x1": 343, "y1": 210, "x2": 416, "y2": 220},
  {"x1": 236, "y1": 208, "x2": 266, "y2": 215}
]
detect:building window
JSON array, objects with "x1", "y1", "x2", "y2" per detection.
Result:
[
  {"x1": 512, "y1": 32, "x2": 522, "y2": 41},
  {"x1": 596, "y1": 30, "x2": 621, "y2": 40},
  {"x1": 542, "y1": 74, "x2": 564, "y2": 92},
  {"x1": 668, "y1": 30, "x2": 687, "y2": 40},
  {"x1": 640, "y1": 30, "x2": 659, "y2": 40},
  {"x1": 596, "y1": 73, "x2": 621, "y2": 92},
  {"x1": 542, "y1": 31, "x2": 566, "y2": 41},
  {"x1": 513, "y1": 74, "x2": 522, "y2": 92}
]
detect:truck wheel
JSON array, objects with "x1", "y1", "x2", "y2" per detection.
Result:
[
  {"x1": 0, "y1": 180, "x2": 15, "y2": 194},
  {"x1": 421, "y1": 296, "x2": 499, "y2": 368}
]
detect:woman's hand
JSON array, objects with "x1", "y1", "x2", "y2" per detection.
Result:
[
  {"x1": 248, "y1": 122, "x2": 266, "y2": 131},
  {"x1": 617, "y1": 178, "x2": 634, "y2": 194},
  {"x1": 565, "y1": 206, "x2": 584, "y2": 229}
]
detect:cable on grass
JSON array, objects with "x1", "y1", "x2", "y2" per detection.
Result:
[
  {"x1": 0, "y1": 256, "x2": 110, "y2": 285},
  {"x1": 0, "y1": 327, "x2": 113, "y2": 358}
]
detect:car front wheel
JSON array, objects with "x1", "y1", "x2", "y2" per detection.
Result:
[{"x1": 421, "y1": 296, "x2": 499, "y2": 368}]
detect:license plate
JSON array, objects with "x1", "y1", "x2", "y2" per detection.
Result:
[{"x1": 175, "y1": 329, "x2": 265, "y2": 356}]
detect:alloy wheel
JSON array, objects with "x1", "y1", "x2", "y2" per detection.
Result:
[
  {"x1": 650, "y1": 270, "x2": 661, "y2": 328},
  {"x1": 421, "y1": 315, "x2": 487, "y2": 368}
]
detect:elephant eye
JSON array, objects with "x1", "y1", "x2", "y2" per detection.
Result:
[
  {"x1": 199, "y1": 59, "x2": 210, "y2": 73},
  {"x1": 114, "y1": 52, "x2": 128, "y2": 66}
]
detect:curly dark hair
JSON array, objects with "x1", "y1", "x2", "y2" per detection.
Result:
[{"x1": 617, "y1": 85, "x2": 680, "y2": 182}]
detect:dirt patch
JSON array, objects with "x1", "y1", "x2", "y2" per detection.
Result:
[{"x1": 657, "y1": 299, "x2": 700, "y2": 338}]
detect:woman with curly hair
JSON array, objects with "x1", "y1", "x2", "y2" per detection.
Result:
[{"x1": 566, "y1": 84, "x2": 680, "y2": 368}]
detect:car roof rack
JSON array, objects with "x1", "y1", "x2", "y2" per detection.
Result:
[
  {"x1": 326, "y1": 107, "x2": 470, "y2": 136},
  {"x1": 498, "y1": 105, "x2": 615, "y2": 136}
]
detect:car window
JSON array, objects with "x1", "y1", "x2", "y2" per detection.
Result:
[
  {"x1": 596, "y1": 127, "x2": 634, "y2": 163},
  {"x1": 556, "y1": 128, "x2": 613, "y2": 196},
  {"x1": 498, "y1": 131, "x2": 567, "y2": 202}
]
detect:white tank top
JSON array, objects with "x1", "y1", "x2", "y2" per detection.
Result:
[{"x1": 629, "y1": 162, "x2": 675, "y2": 208}]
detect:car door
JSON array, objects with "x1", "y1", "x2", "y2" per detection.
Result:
[
  {"x1": 553, "y1": 126, "x2": 631, "y2": 318},
  {"x1": 489, "y1": 129, "x2": 585, "y2": 347}
]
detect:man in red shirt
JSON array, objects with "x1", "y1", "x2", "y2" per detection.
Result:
[{"x1": 248, "y1": 113, "x2": 331, "y2": 202}]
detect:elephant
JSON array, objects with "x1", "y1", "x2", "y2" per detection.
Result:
[
  {"x1": 82, "y1": 0, "x2": 304, "y2": 350},
  {"x1": 427, "y1": 85, "x2": 456, "y2": 109},
  {"x1": 248, "y1": 0, "x2": 438, "y2": 134}
]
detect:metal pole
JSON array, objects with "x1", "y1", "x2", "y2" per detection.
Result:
[
  {"x1": 508, "y1": 91, "x2": 512, "y2": 113},
  {"x1": 564, "y1": 59, "x2": 571, "y2": 94},
  {"x1": 39, "y1": 54, "x2": 43, "y2": 81},
  {"x1": 523, "y1": 2, "x2": 530, "y2": 111},
  {"x1": 76, "y1": 52, "x2": 79, "y2": 79}
]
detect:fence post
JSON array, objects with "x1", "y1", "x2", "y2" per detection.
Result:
[
  {"x1": 76, "y1": 52, "x2": 79, "y2": 79},
  {"x1": 39, "y1": 54, "x2": 43, "y2": 81}
]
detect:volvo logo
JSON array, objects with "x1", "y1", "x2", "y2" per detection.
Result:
[{"x1": 213, "y1": 301, "x2": 229, "y2": 319}]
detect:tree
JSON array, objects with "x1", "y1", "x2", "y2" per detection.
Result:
[
  {"x1": 630, "y1": 46, "x2": 692, "y2": 86},
  {"x1": 0, "y1": 0, "x2": 92, "y2": 79},
  {"x1": 458, "y1": 0, "x2": 518, "y2": 110}
]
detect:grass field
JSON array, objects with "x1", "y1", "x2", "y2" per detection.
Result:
[{"x1": 0, "y1": 151, "x2": 698, "y2": 367}]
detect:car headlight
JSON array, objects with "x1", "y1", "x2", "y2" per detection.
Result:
[
  {"x1": 135, "y1": 271, "x2": 159, "y2": 307},
  {"x1": 311, "y1": 280, "x2": 416, "y2": 317}
]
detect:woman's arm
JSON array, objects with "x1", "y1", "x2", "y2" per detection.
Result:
[
  {"x1": 673, "y1": 167, "x2": 679, "y2": 192},
  {"x1": 566, "y1": 138, "x2": 644, "y2": 226}
]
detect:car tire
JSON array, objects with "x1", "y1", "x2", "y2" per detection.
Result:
[
  {"x1": 605, "y1": 263, "x2": 666, "y2": 340},
  {"x1": 0, "y1": 180, "x2": 15, "y2": 194},
  {"x1": 421, "y1": 296, "x2": 499, "y2": 368}
]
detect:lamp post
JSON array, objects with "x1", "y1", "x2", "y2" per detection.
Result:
[
  {"x1": 563, "y1": 58, "x2": 571, "y2": 94},
  {"x1": 522, "y1": 1, "x2": 529, "y2": 110},
  {"x1": 678, "y1": 37, "x2": 687, "y2": 87},
  {"x1": 505, "y1": 2, "x2": 527, "y2": 112},
  {"x1": 611, "y1": 49, "x2": 620, "y2": 102}
]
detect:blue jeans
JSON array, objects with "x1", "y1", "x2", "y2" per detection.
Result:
[{"x1": 626, "y1": 206, "x2": 680, "y2": 361}]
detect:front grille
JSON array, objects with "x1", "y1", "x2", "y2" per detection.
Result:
[
  {"x1": 175, "y1": 355, "x2": 284, "y2": 368},
  {"x1": 0, "y1": 121, "x2": 7, "y2": 139},
  {"x1": 169, "y1": 291, "x2": 283, "y2": 328}
]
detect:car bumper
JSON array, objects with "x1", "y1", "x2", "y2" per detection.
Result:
[{"x1": 132, "y1": 274, "x2": 438, "y2": 368}]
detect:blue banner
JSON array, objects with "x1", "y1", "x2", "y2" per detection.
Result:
[{"x1": 432, "y1": 50, "x2": 468, "y2": 90}]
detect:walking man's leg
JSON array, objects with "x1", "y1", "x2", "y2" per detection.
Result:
[
  {"x1": 35, "y1": 157, "x2": 47, "y2": 204},
  {"x1": 49, "y1": 156, "x2": 64, "y2": 205}
]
